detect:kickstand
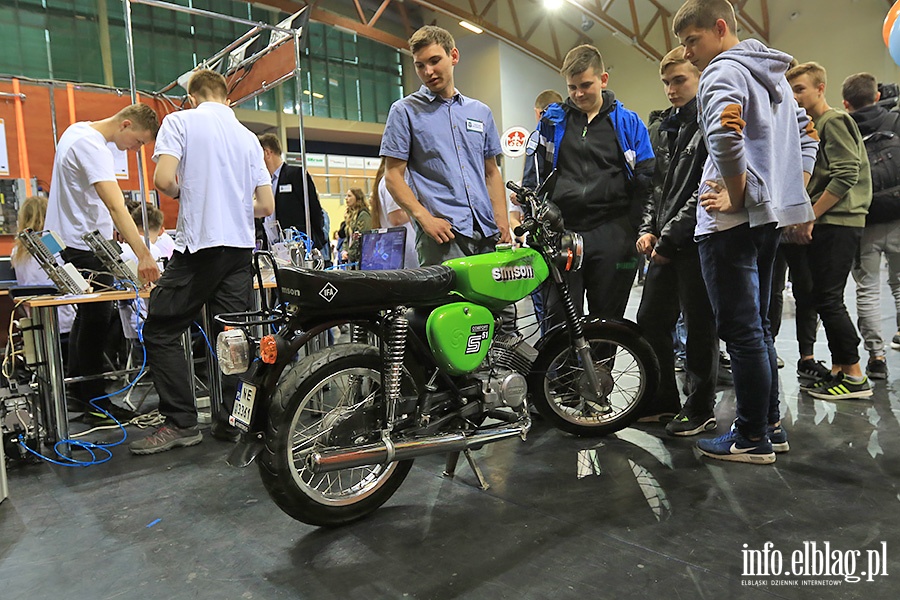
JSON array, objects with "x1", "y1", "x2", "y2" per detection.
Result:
[{"x1": 442, "y1": 449, "x2": 490, "y2": 491}]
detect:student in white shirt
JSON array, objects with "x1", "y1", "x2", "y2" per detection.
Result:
[
  {"x1": 10, "y1": 196, "x2": 76, "y2": 336},
  {"x1": 44, "y1": 103, "x2": 161, "y2": 421},
  {"x1": 130, "y1": 69, "x2": 275, "y2": 455}
]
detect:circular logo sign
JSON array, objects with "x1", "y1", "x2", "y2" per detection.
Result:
[{"x1": 501, "y1": 126, "x2": 531, "y2": 158}]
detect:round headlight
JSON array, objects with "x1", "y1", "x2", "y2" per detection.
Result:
[{"x1": 561, "y1": 232, "x2": 584, "y2": 271}]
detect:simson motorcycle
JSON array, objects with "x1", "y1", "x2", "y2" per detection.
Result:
[{"x1": 215, "y1": 177, "x2": 659, "y2": 527}]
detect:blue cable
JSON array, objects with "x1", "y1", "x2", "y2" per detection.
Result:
[
  {"x1": 18, "y1": 280, "x2": 148, "y2": 467},
  {"x1": 193, "y1": 320, "x2": 216, "y2": 358}
]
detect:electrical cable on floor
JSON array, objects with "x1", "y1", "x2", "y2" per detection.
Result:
[{"x1": 17, "y1": 281, "x2": 149, "y2": 467}]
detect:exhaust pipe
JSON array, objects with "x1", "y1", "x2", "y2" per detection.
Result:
[{"x1": 307, "y1": 421, "x2": 530, "y2": 474}]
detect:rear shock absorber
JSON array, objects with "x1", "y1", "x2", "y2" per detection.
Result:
[{"x1": 381, "y1": 309, "x2": 409, "y2": 429}]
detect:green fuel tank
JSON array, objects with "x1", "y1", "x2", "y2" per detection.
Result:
[{"x1": 444, "y1": 245, "x2": 549, "y2": 311}]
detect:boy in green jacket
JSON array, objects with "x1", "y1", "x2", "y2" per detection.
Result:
[{"x1": 786, "y1": 61, "x2": 872, "y2": 399}]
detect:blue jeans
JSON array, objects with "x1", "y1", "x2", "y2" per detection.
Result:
[{"x1": 698, "y1": 223, "x2": 780, "y2": 439}]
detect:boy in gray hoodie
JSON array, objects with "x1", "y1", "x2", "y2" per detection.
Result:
[{"x1": 674, "y1": 0, "x2": 818, "y2": 464}]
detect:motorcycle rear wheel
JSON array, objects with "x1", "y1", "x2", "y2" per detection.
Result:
[
  {"x1": 258, "y1": 344, "x2": 414, "y2": 526},
  {"x1": 529, "y1": 323, "x2": 658, "y2": 437}
]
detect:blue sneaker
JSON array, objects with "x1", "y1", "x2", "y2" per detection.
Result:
[
  {"x1": 696, "y1": 428, "x2": 775, "y2": 464},
  {"x1": 768, "y1": 423, "x2": 789, "y2": 453}
]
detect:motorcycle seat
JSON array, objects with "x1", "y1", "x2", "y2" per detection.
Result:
[{"x1": 275, "y1": 265, "x2": 457, "y2": 312}]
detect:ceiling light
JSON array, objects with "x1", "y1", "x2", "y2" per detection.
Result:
[
  {"x1": 459, "y1": 20, "x2": 483, "y2": 34},
  {"x1": 544, "y1": 0, "x2": 564, "y2": 9}
]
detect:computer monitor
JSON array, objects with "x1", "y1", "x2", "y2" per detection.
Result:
[{"x1": 359, "y1": 227, "x2": 407, "y2": 270}]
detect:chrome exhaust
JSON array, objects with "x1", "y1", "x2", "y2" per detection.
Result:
[{"x1": 307, "y1": 421, "x2": 530, "y2": 474}]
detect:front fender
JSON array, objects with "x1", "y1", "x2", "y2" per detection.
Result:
[{"x1": 533, "y1": 316, "x2": 644, "y2": 354}]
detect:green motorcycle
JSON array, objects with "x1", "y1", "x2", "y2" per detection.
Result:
[{"x1": 215, "y1": 178, "x2": 658, "y2": 527}]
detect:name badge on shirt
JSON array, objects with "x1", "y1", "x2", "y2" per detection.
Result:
[
  {"x1": 466, "y1": 119, "x2": 484, "y2": 133},
  {"x1": 279, "y1": 184, "x2": 292, "y2": 193}
]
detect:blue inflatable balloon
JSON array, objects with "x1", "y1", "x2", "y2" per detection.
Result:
[{"x1": 891, "y1": 17, "x2": 900, "y2": 66}]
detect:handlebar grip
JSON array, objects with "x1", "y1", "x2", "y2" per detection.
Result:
[
  {"x1": 513, "y1": 225, "x2": 527, "y2": 238},
  {"x1": 506, "y1": 181, "x2": 525, "y2": 195}
]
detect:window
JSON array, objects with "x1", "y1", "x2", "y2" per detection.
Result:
[{"x1": 1, "y1": 1, "x2": 402, "y2": 124}]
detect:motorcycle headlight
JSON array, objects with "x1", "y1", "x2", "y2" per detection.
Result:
[
  {"x1": 217, "y1": 329, "x2": 251, "y2": 375},
  {"x1": 559, "y1": 232, "x2": 583, "y2": 272}
]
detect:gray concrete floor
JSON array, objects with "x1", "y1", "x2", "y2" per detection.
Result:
[{"x1": 2, "y1": 273, "x2": 900, "y2": 599}]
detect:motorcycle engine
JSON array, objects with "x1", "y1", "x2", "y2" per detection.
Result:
[{"x1": 474, "y1": 333, "x2": 539, "y2": 409}]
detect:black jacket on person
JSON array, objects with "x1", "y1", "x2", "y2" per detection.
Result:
[
  {"x1": 638, "y1": 98, "x2": 708, "y2": 259},
  {"x1": 273, "y1": 163, "x2": 327, "y2": 250},
  {"x1": 849, "y1": 103, "x2": 900, "y2": 224}
]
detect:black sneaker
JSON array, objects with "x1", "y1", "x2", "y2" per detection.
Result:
[
  {"x1": 129, "y1": 424, "x2": 203, "y2": 455},
  {"x1": 799, "y1": 372, "x2": 834, "y2": 392},
  {"x1": 82, "y1": 403, "x2": 137, "y2": 425},
  {"x1": 867, "y1": 358, "x2": 888, "y2": 380},
  {"x1": 666, "y1": 412, "x2": 716, "y2": 436},
  {"x1": 776, "y1": 355, "x2": 785, "y2": 369},
  {"x1": 674, "y1": 356, "x2": 685, "y2": 372},
  {"x1": 797, "y1": 358, "x2": 830, "y2": 381},
  {"x1": 892, "y1": 332, "x2": 900, "y2": 350}
]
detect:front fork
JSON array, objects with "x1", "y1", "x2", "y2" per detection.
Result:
[{"x1": 548, "y1": 263, "x2": 612, "y2": 412}]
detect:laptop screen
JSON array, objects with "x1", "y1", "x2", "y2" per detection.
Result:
[{"x1": 359, "y1": 227, "x2": 407, "y2": 270}]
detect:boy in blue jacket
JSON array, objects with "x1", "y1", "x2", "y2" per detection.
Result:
[
  {"x1": 524, "y1": 44, "x2": 654, "y2": 323},
  {"x1": 674, "y1": 0, "x2": 818, "y2": 464}
]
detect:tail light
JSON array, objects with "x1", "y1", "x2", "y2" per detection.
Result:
[{"x1": 217, "y1": 329, "x2": 251, "y2": 375}]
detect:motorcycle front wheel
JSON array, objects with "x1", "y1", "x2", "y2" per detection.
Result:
[
  {"x1": 258, "y1": 343, "x2": 415, "y2": 527},
  {"x1": 529, "y1": 322, "x2": 659, "y2": 437}
]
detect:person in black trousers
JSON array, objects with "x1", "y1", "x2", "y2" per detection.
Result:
[
  {"x1": 257, "y1": 133, "x2": 327, "y2": 255},
  {"x1": 635, "y1": 47, "x2": 719, "y2": 436}
]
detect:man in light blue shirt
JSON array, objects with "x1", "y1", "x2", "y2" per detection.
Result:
[{"x1": 381, "y1": 25, "x2": 510, "y2": 266}]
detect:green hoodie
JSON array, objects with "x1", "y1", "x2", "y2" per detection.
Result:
[{"x1": 808, "y1": 108, "x2": 872, "y2": 227}]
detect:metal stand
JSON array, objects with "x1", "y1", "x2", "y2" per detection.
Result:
[{"x1": 443, "y1": 449, "x2": 490, "y2": 491}]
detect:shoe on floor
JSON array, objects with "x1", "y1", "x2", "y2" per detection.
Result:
[
  {"x1": 806, "y1": 373, "x2": 873, "y2": 400},
  {"x1": 866, "y1": 357, "x2": 888, "y2": 380},
  {"x1": 129, "y1": 424, "x2": 203, "y2": 455},
  {"x1": 666, "y1": 412, "x2": 716, "y2": 437},
  {"x1": 82, "y1": 403, "x2": 137, "y2": 425},
  {"x1": 797, "y1": 358, "x2": 830, "y2": 381},
  {"x1": 799, "y1": 372, "x2": 834, "y2": 392},
  {"x1": 892, "y1": 331, "x2": 900, "y2": 350},
  {"x1": 673, "y1": 356, "x2": 685, "y2": 372},
  {"x1": 776, "y1": 355, "x2": 785, "y2": 369},
  {"x1": 696, "y1": 427, "x2": 775, "y2": 464},
  {"x1": 768, "y1": 423, "x2": 789, "y2": 453}
]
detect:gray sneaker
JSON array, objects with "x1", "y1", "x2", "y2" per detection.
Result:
[
  {"x1": 129, "y1": 424, "x2": 203, "y2": 455},
  {"x1": 892, "y1": 332, "x2": 900, "y2": 350}
]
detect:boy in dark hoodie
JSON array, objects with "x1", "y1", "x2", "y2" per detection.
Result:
[
  {"x1": 524, "y1": 44, "x2": 654, "y2": 324},
  {"x1": 844, "y1": 72, "x2": 900, "y2": 380},
  {"x1": 636, "y1": 46, "x2": 719, "y2": 437},
  {"x1": 674, "y1": 0, "x2": 818, "y2": 464}
]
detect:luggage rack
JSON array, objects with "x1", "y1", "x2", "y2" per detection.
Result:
[{"x1": 216, "y1": 251, "x2": 289, "y2": 329}]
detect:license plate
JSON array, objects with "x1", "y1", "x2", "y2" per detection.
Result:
[{"x1": 229, "y1": 381, "x2": 257, "y2": 432}]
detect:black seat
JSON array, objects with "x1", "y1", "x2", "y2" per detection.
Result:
[{"x1": 276, "y1": 265, "x2": 457, "y2": 313}]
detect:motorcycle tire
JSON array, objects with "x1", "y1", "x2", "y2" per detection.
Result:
[
  {"x1": 258, "y1": 343, "x2": 415, "y2": 527},
  {"x1": 529, "y1": 322, "x2": 659, "y2": 437}
]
